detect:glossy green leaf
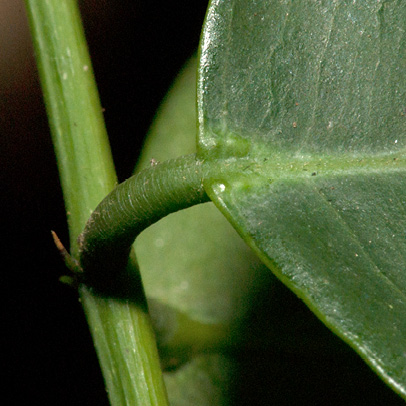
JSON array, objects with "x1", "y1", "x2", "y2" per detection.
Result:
[{"x1": 198, "y1": 0, "x2": 406, "y2": 398}]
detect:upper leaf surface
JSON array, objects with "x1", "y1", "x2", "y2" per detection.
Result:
[
  {"x1": 198, "y1": 0, "x2": 406, "y2": 398},
  {"x1": 198, "y1": 0, "x2": 406, "y2": 161}
]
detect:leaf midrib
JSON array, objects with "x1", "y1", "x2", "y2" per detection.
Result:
[{"x1": 208, "y1": 151, "x2": 406, "y2": 183}]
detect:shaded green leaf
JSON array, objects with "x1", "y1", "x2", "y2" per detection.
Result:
[{"x1": 164, "y1": 354, "x2": 235, "y2": 406}]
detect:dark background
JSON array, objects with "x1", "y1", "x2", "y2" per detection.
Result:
[{"x1": 1, "y1": 1, "x2": 405, "y2": 405}]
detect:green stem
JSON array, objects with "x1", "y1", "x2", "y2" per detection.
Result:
[
  {"x1": 24, "y1": 1, "x2": 169, "y2": 404},
  {"x1": 24, "y1": 0, "x2": 116, "y2": 246},
  {"x1": 78, "y1": 154, "x2": 209, "y2": 290}
]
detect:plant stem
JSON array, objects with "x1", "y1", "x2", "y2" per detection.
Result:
[
  {"x1": 24, "y1": 1, "x2": 168, "y2": 404},
  {"x1": 24, "y1": 0, "x2": 116, "y2": 246},
  {"x1": 78, "y1": 154, "x2": 209, "y2": 290}
]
